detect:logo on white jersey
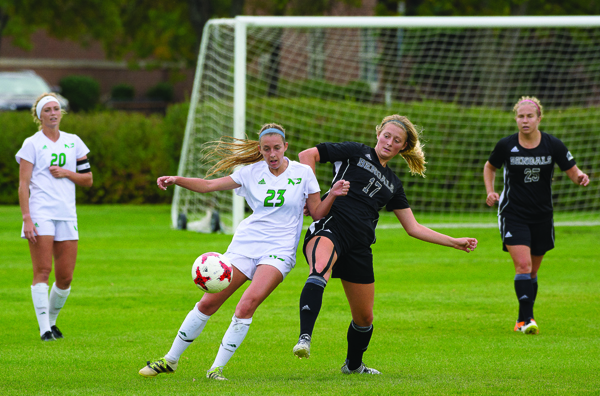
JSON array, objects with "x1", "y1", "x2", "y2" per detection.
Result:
[
  {"x1": 365, "y1": 154, "x2": 371, "y2": 160},
  {"x1": 505, "y1": 231, "x2": 513, "y2": 238},
  {"x1": 566, "y1": 151, "x2": 574, "y2": 161},
  {"x1": 258, "y1": 178, "x2": 266, "y2": 184},
  {"x1": 511, "y1": 146, "x2": 519, "y2": 152},
  {"x1": 42, "y1": 145, "x2": 48, "y2": 149}
]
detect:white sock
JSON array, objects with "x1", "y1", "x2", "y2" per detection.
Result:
[
  {"x1": 31, "y1": 283, "x2": 50, "y2": 336},
  {"x1": 165, "y1": 307, "x2": 211, "y2": 363},
  {"x1": 210, "y1": 315, "x2": 252, "y2": 369},
  {"x1": 49, "y1": 283, "x2": 71, "y2": 327}
]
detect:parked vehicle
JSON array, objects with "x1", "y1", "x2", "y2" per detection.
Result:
[{"x1": 0, "y1": 70, "x2": 69, "y2": 111}]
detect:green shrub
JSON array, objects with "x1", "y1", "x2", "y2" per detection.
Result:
[
  {"x1": 345, "y1": 80, "x2": 372, "y2": 101},
  {"x1": 59, "y1": 75, "x2": 100, "y2": 112},
  {"x1": 111, "y1": 84, "x2": 135, "y2": 100},
  {"x1": 146, "y1": 82, "x2": 174, "y2": 102}
]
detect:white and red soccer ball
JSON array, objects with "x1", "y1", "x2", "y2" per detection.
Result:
[{"x1": 192, "y1": 252, "x2": 233, "y2": 293}]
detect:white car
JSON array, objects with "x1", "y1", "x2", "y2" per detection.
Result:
[{"x1": 0, "y1": 70, "x2": 69, "y2": 111}]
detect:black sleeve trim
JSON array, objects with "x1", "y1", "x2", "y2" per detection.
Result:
[
  {"x1": 76, "y1": 158, "x2": 91, "y2": 173},
  {"x1": 316, "y1": 143, "x2": 329, "y2": 163}
]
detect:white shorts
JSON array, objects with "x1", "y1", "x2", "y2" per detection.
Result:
[
  {"x1": 21, "y1": 219, "x2": 79, "y2": 241},
  {"x1": 223, "y1": 252, "x2": 295, "y2": 281}
]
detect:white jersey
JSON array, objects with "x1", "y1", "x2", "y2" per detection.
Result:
[
  {"x1": 15, "y1": 130, "x2": 90, "y2": 221},
  {"x1": 227, "y1": 158, "x2": 320, "y2": 262}
]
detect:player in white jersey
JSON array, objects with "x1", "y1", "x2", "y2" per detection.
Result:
[
  {"x1": 484, "y1": 96, "x2": 589, "y2": 335},
  {"x1": 139, "y1": 123, "x2": 350, "y2": 380},
  {"x1": 16, "y1": 93, "x2": 93, "y2": 342}
]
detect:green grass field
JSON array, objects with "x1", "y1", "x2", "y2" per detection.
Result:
[{"x1": 1, "y1": 205, "x2": 598, "y2": 395}]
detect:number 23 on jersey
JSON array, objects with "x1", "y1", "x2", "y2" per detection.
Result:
[{"x1": 264, "y1": 189, "x2": 286, "y2": 207}]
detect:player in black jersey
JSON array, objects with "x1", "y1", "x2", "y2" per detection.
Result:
[
  {"x1": 484, "y1": 96, "x2": 589, "y2": 335},
  {"x1": 292, "y1": 114, "x2": 478, "y2": 374}
]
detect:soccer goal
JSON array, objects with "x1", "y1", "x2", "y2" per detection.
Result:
[{"x1": 173, "y1": 15, "x2": 600, "y2": 233}]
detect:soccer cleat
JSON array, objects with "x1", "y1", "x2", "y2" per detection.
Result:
[
  {"x1": 206, "y1": 366, "x2": 228, "y2": 380},
  {"x1": 40, "y1": 331, "x2": 55, "y2": 342},
  {"x1": 514, "y1": 319, "x2": 539, "y2": 334},
  {"x1": 341, "y1": 360, "x2": 381, "y2": 375},
  {"x1": 293, "y1": 334, "x2": 311, "y2": 359},
  {"x1": 138, "y1": 358, "x2": 177, "y2": 377},
  {"x1": 51, "y1": 325, "x2": 64, "y2": 339}
]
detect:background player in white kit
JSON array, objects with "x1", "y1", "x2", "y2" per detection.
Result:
[
  {"x1": 140, "y1": 123, "x2": 349, "y2": 380},
  {"x1": 16, "y1": 93, "x2": 93, "y2": 341}
]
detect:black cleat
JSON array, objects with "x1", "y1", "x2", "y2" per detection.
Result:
[
  {"x1": 41, "y1": 331, "x2": 56, "y2": 341},
  {"x1": 51, "y1": 325, "x2": 64, "y2": 339}
]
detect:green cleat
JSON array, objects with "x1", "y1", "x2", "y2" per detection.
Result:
[
  {"x1": 206, "y1": 366, "x2": 227, "y2": 380},
  {"x1": 139, "y1": 358, "x2": 177, "y2": 377}
]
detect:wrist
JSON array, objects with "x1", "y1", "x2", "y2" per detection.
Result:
[{"x1": 23, "y1": 213, "x2": 31, "y2": 220}]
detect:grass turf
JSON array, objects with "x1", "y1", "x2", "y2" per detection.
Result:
[{"x1": 1, "y1": 205, "x2": 598, "y2": 395}]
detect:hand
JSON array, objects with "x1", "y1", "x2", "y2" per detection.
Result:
[
  {"x1": 331, "y1": 180, "x2": 350, "y2": 197},
  {"x1": 303, "y1": 204, "x2": 310, "y2": 216},
  {"x1": 23, "y1": 217, "x2": 38, "y2": 243},
  {"x1": 157, "y1": 176, "x2": 177, "y2": 190},
  {"x1": 486, "y1": 192, "x2": 499, "y2": 207},
  {"x1": 49, "y1": 166, "x2": 69, "y2": 179},
  {"x1": 453, "y1": 237, "x2": 478, "y2": 253},
  {"x1": 577, "y1": 173, "x2": 590, "y2": 186}
]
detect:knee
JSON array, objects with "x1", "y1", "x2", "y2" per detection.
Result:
[
  {"x1": 33, "y1": 268, "x2": 51, "y2": 284},
  {"x1": 513, "y1": 259, "x2": 532, "y2": 274},
  {"x1": 234, "y1": 298, "x2": 258, "y2": 319},
  {"x1": 353, "y1": 313, "x2": 374, "y2": 328},
  {"x1": 197, "y1": 299, "x2": 220, "y2": 316}
]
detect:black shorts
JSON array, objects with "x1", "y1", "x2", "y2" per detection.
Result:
[
  {"x1": 303, "y1": 216, "x2": 375, "y2": 284},
  {"x1": 498, "y1": 214, "x2": 555, "y2": 256}
]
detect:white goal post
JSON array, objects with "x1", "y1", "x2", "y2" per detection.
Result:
[{"x1": 173, "y1": 15, "x2": 600, "y2": 233}]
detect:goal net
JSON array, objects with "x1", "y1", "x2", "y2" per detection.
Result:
[{"x1": 174, "y1": 16, "x2": 600, "y2": 232}]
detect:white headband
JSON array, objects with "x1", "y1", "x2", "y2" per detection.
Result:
[{"x1": 36, "y1": 96, "x2": 61, "y2": 119}]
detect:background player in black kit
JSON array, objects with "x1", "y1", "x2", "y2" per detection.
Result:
[
  {"x1": 484, "y1": 96, "x2": 590, "y2": 335},
  {"x1": 292, "y1": 114, "x2": 478, "y2": 374}
]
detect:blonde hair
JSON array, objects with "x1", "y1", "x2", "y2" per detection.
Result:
[
  {"x1": 203, "y1": 123, "x2": 286, "y2": 177},
  {"x1": 513, "y1": 96, "x2": 543, "y2": 118},
  {"x1": 31, "y1": 92, "x2": 66, "y2": 129},
  {"x1": 376, "y1": 115, "x2": 427, "y2": 177}
]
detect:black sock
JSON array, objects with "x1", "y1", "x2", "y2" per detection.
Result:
[
  {"x1": 299, "y1": 281, "x2": 325, "y2": 337},
  {"x1": 532, "y1": 276, "x2": 538, "y2": 309},
  {"x1": 346, "y1": 321, "x2": 373, "y2": 371},
  {"x1": 514, "y1": 274, "x2": 534, "y2": 322}
]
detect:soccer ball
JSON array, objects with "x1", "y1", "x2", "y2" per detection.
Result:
[{"x1": 192, "y1": 252, "x2": 233, "y2": 293}]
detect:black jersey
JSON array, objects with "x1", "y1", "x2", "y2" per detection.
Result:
[
  {"x1": 488, "y1": 131, "x2": 576, "y2": 222},
  {"x1": 317, "y1": 141, "x2": 410, "y2": 244}
]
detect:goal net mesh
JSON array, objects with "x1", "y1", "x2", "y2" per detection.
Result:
[{"x1": 175, "y1": 19, "x2": 600, "y2": 232}]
